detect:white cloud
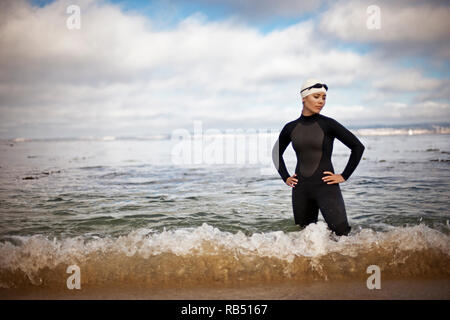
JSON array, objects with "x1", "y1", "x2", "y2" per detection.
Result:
[
  {"x1": 372, "y1": 69, "x2": 442, "y2": 92},
  {"x1": 324, "y1": 100, "x2": 450, "y2": 126},
  {"x1": 0, "y1": 0, "x2": 448, "y2": 139},
  {"x1": 319, "y1": 0, "x2": 450, "y2": 59}
]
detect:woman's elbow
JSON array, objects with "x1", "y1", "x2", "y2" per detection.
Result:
[
  {"x1": 358, "y1": 143, "x2": 365, "y2": 156},
  {"x1": 351, "y1": 142, "x2": 365, "y2": 156}
]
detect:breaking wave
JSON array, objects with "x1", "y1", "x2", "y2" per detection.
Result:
[{"x1": 0, "y1": 222, "x2": 449, "y2": 289}]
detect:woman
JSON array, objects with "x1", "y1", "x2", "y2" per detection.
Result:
[{"x1": 272, "y1": 78, "x2": 365, "y2": 236}]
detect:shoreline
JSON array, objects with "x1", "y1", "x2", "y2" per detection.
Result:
[{"x1": 1, "y1": 278, "x2": 449, "y2": 300}]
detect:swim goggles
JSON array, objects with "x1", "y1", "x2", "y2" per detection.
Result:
[{"x1": 300, "y1": 83, "x2": 328, "y2": 93}]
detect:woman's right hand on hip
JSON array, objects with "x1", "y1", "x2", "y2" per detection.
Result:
[{"x1": 286, "y1": 174, "x2": 298, "y2": 188}]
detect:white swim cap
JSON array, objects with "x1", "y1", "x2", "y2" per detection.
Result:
[{"x1": 300, "y1": 78, "x2": 328, "y2": 98}]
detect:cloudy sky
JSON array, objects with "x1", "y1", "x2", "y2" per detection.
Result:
[{"x1": 0, "y1": 0, "x2": 449, "y2": 139}]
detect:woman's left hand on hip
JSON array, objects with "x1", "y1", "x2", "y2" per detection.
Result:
[{"x1": 322, "y1": 171, "x2": 345, "y2": 184}]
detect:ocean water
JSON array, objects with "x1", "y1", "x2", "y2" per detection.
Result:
[{"x1": 0, "y1": 130, "x2": 449, "y2": 291}]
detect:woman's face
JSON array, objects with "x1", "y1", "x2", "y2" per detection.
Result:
[{"x1": 302, "y1": 92, "x2": 326, "y2": 114}]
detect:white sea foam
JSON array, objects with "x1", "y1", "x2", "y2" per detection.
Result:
[{"x1": 1, "y1": 222, "x2": 448, "y2": 277}]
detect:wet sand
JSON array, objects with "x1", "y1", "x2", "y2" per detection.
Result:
[{"x1": 1, "y1": 278, "x2": 449, "y2": 300}]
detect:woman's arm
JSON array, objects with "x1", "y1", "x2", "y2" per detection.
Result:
[
  {"x1": 329, "y1": 118, "x2": 365, "y2": 181},
  {"x1": 272, "y1": 124, "x2": 292, "y2": 183}
]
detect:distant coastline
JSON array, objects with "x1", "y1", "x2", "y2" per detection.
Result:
[{"x1": 2, "y1": 122, "x2": 450, "y2": 142}]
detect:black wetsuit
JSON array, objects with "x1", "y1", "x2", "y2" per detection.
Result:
[{"x1": 272, "y1": 112, "x2": 365, "y2": 236}]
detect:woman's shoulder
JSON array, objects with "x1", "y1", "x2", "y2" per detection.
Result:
[
  {"x1": 279, "y1": 117, "x2": 301, "y2": 137},
  {"x1": 282, "y1": 117, "x2": 301, "y2": 129},
  {"x1": 317, "y1": 113, "x2": 335, "y2": 122},
  {"x1": 318, "y1": 114, "x2": 342, "y2": 126},
  {"x1": 317, "y1": 114, "x2": 349, "y2": 134}
]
